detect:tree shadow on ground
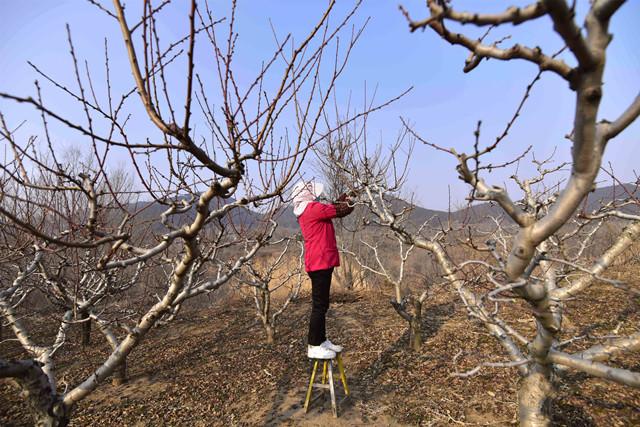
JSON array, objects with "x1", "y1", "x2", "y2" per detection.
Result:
[
  {"x1": 552, "y1": 370, "x2": 639, "y2": 426},
  {"x1": 137, "y1": 307, "x2": 284, "y2": 379},
  {"x1": 342, "y1": 301, "x2": 455, "y2": 414},
  {"x1": 262, "y1": 358, "x2": 303, "y2": 425},
  {"x1": 552, "y1": 401, "x2": 597, "y2": 427}
]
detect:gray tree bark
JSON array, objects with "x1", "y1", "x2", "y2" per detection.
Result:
[
  {"x1": 409, "y1": 298, "x2": 423, "y2": 352},
  {"x1": 0, "y1": 360, "x2": 69, "y2": 427}
]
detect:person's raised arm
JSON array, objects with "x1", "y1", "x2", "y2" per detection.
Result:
[
  {"x1": 305, "y1": 202, "x2": 338, "y2": 221},
  {"x1": 333, "y1": 193, "x2": 354, "y2": 218}
]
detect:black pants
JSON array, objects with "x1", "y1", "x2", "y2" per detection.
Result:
[{"x1": 307, "y1": 267, "x2": 334, "y2": 346}]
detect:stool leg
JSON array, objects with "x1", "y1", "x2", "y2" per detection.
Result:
[
  {"x1": 327, "y1": 360, "x2": 337, "y2": 418},
  {"x1": 304, "y1": 360, "x2": 319, "y2": 413},
  {"x1": 321, "y1": 360, "x2": 328, "y2": 384},
  {"x1": 336, "y1": 354, "x2": 350, "y2": 396}
]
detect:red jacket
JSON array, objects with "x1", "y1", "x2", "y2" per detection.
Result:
[{"x1": 298, "y1": 202, "x2": 340, "y2": 272}]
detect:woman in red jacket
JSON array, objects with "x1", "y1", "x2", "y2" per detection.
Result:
[{"x1": 292, "y1": 180, "x2": 354, "y2": 359}]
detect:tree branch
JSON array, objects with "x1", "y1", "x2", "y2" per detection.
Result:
[
  {"x1": 543, "y1": 0, "x2": 595, "y2": 70},
  {"x1": 570, "y1": 332, "x2": 640, "y2": 363},
  {"x1": 549, "y1": 349, "x2": 640, "y2": 388},
  {"x1": 604, "y1": 92, "x2": 640, "y2": 141},
  {"x1": 553, "y1": 219, "x2": 640, "y2": 299},
  {"x1": 401, "y1": 1, "x2": 547, "y2": 29}
]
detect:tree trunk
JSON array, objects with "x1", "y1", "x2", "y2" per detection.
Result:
[
  {"x1": 1, "y1": 360, "x2": 70, "y2": 426},
  {"x1": 516, "y1": 243, "x2": 559, "y2": 426},
  {"x1": 265, "y1": 324, "x2": 275, "y2": 345},
  {"x1": 33, "y1": 412, "x2": 69, "y2": 427},
  {"x1": 390, "y1": 299, "x2": 421, "y2": 351},
  {"x1": 334, "y1": 258, "x2": 355, "y2": 290},
  {"x1": 518, "y1": 363, "x2": 553, "y2": 427},
  {"x1": 111, "y1": 359, "x2": 127, "y2": 386},
  {"x1": 408, "y1": 299, "x2": 423, "y2": 351},
  {"x1": 81, "y1": 315, "x2": 91, "y2": 347}
]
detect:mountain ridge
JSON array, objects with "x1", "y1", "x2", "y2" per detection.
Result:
[{"x1": 125, "y1": 182, "x2": 640, "y2": 232}]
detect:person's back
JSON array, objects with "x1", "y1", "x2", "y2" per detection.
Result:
[
  {"x1": 297, "y1": 201, "x2": 339, "y2": 273},
  {"x1": 292, "y1": 181, "x2": 354, "y2": 359}
]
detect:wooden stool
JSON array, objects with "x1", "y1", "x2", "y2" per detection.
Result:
[{"x1": 304, "y1": 352, "x2": 349, "y2": 418}]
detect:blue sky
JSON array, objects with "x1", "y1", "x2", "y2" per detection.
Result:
[{"x1": 1, "y1": 1, "x2": 638, "y2": 210}]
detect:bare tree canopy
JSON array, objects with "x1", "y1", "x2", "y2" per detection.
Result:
[
  {"x1": 1, "y1": 1, "x2": 638, "y2": 426},
  {"x1": 317, "y1": 0, "x2": 640, "y2": 425},
  {"x1": 0, "y1": 1, "x2": 381, "y2": 424}
]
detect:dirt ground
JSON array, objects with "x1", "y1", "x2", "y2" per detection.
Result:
[{"x1": 1, "y1": 278, "x2": 639, "y2": 426}]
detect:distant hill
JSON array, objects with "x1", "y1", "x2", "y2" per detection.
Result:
[
  {"x1": 124, "y1": 182, "x2": 639, "y2": 234},
  {"x1": 581, "y1": 183, "x2": 640, "y2": 213},
  {"x1": 273, "y1": 207, "x2": 299, "y2": 229},
  {"x1": 275, "y1": 182, "x2": 640, "y2": 230}
]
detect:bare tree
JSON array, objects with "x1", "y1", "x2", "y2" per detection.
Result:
[
  {"x1": 238, "y1": 233, "x2": 304, "y2": 344},
  {"x1": 342, "y1": 232, "x2": 429, "y2": 350},
  {"x1": 330, "y1": 131, "x2": 639, "y2": 425},
  {"x1": 319, "y1": 0, "x2": 639, "y2": 417},
  {"x1": 0, "y1": 0, "x2": 374, "y2": 424},
  {"x1": 312, "y1": 133, "x2": 369, "y2": 290},
  {"x1": 314, "y1": 116, "x2": 431, "y2": 351},
  {"x1": 392, "y1": 1, "x2": 640, "y2": 424}
]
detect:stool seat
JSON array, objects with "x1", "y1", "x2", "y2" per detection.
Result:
[
  {"x1": 304, "y1": 352, "x2": 349, "y2": 418},
  {"x1": 309, "y1": 354, "x2": 335, "y2": 360}
]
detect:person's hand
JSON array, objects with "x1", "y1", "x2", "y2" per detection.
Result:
[
  {"x1": 333, "y1": 193, "x2": 355, "y2": 218},
  {"x1": 337, "y1": 191, "x2": 358, "y2": 203}
]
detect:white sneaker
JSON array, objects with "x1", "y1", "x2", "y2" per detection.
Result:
[
  {"x1": 321, "y1": 339, "x2": 343, "y2": 353},
  {"x1": 308, "y1": 345, "x2": 336, "y2": 359}
]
